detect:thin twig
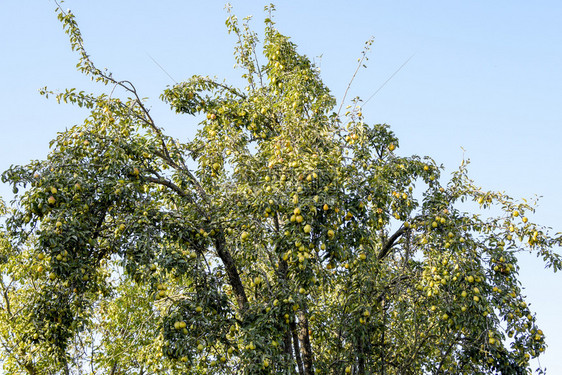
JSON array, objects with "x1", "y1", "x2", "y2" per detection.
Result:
[{"x1": 337, "y1": 37, "x2": 374, "y2": 117}]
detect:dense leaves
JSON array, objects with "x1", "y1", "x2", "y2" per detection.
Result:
[{"x1": 1, "y1": 4, "x2": 561, "y2": 375}]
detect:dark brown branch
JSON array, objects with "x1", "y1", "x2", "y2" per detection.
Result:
[
  {"x1": 150, "y1": 148, "x2": 214, "y2": 210},
  {"x1": 148, "y1": 172, "x2": 247, "y2": 314},
  {"x1": 284, "y1": 326, "x2": 293, "y2": 364},
  {"x1": 110, "y1": 361, "x2": 119, "y2": 375},
  {"x1": 214, "y1": 232, "x2": 248, "y2": 311},
  {"x1": 149, "y1": 152, "x2": 247, "y2": 314},
  {"x1": 297, "y1": 306, "x2": 314, "y2": 375},
  {"x1": 358, "y1": 336, "x2": 365, "y2": 375},
  {"x1": 1, "y1": 280, "x2": 11, "y2": 318},
  {"x1": 378, "y1": 226, "x2": 406, "y2": 261},
  {"x1": 2, "y1": 341, "x2": 38, "y2": 375},
  {"x1": 381, "y1": 298, "x2": 386, "y2": 375},
  {"x1": 435, "y1": 332, "x2": 460, "y2": 375},
  {"x1": 278, "y1": 259, "x2": 294, "y2": 362},
  {"x1": 152, "y1": 149, "x2": 182, "y2": 171},
  {"x1": 144, "y1": 176, "x2": 188, "y2": 198},
  {"x1": 144, "y1": 169, "x2": 210, "y2": 222},
  {"x1": 375, "y1": 275, "x2": 411, "y2": 304},
  {"x1": 272, "y1": 212, "x2": 296, "y2": 364},
  {"x1": 91, "y1": 204, "x2": 111, "y2": 262},
  {"x1": 92, "y1": 204, "x2": 109, "y2": 239},
  {"x1": 399, "y1": 320, "x2": 438, "y2": 372},
  {"x1": 291, "y1": 319, "x2": 305, "y2": 375},
  {"x1": 23, "y1": 362, "x2": 37, "y2": 375}
]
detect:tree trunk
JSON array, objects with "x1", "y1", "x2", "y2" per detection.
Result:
[
  {"x1": 297, "y1": 307, "x2": 314, "y2": 375},
  {"x1": 357, "y1": 338, "x2": 365, "y2": 375},
  {"x1": 214, "y1": 232, "x2": 248, "y2": 311},
  {"x1": 291, "y1": 320, "x2": 305, "y2": 375}
]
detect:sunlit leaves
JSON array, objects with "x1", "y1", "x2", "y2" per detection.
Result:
[{"x1": 0, "y1": 3, "x2": 559, "y2": 375}]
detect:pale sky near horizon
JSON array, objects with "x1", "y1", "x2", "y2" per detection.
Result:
[{"x1": 1, "y1": 1, "x2": 561, "y2": 372}]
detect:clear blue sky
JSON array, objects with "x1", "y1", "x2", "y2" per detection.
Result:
[{"x1": 1, "y1": 1, "x2": 561, "y2": 372}]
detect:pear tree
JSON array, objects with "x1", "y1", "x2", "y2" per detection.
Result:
[{"x1": 1, "y1": 4, "x2": 561, "y2": 375}]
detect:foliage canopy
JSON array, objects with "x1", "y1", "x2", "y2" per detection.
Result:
[{"x1": 1, "y1": 4, "x2": 561, "y2": 375}]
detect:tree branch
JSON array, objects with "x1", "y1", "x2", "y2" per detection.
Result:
[
  {"x1": 336, "y1": 37, "x2": 374, "y2": 117},
  {"x1": 144, "y1": 176, "x2": 188, "y2": 198},
  {"x1": 378, "y1": 226, "x2": 406, "y2": 261},
  {"x1": 291, "y1": 319, "x2": 305, "y2": 375},
  {"x1": 297, "y1": 306, "x2": 314, "y2": 375},
  {"x1": 214, "y1": 232, "x2": 248, "y2": 312}
]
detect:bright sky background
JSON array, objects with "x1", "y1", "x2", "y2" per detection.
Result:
[{"x1": 1, "y1": 1, "x2": 561, "y2": 372}]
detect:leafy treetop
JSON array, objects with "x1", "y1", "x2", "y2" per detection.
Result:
[{"x1": 0, "y1": 3, "x2": 561, "y2": 375}]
